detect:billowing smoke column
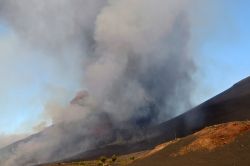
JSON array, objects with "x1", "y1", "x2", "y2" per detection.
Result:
[{"x1": 0, "y1": 0, "x2": 196, "y2": 165}]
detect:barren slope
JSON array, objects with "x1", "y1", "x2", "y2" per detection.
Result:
[
  {"x1": 130, "y1": 121, "x2": 250, "y2": 166},
  {"x1": 45, "y1": 121, "x2": 250, "y2": 166},
  {"x1": 62, "y1": 77, "x2": 250, "y2": 162}
]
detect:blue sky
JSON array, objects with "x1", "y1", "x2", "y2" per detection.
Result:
[
  {"x1": 191, "y1": 0, "x2": 250, "y2": 104},
  {"x1": 0, "y1": 25, "x2": 47, "y2": 134},
  {"x1": 0, "y1": 23, "x2": 80, "y2": 134},
  {"x1": 0, "y1": 1, "x2": 250, "y2": 134}
]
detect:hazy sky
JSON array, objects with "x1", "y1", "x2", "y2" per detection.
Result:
[{"x1": 0, "y1": 0, "x2": 250, "y2": 135}]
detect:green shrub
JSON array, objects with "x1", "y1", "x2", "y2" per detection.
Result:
[
  {"x1": 78, "y1": 161, "x2": 85, "y2": 165},
  {"x1": 100, "y1": 156, "x2": 107, "y2": 163},
  {"x1": 111, "y1": 154, "x2": 117, "y2": 162},
  {"x1": 97, "y1": 161, "x2": 103, "y2": 166}
]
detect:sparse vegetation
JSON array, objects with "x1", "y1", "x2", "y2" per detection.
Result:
[
  {"x1": 97, "y1": 161, "x2": 103, "y2": 166},
  {"x1": 130, "y1": 156, "x2": 135, "y2": 161},
  {"x1": 111, "y1": 154, "x2": 117, "y2": 162},
  {"x1": 46, "y1": 151, "x2": 146, "y2": 166},
  {"x1": 100, "y1": 156, "x2": 107, "y2": 163},
  {"x1": 78, "y1": 161, "x2": 85, "y2": 165}
]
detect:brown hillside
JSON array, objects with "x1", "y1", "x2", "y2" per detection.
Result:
[
  {"x1": 45, "y1": 121, "x2": 250, "y2": 166},
  {"x1": 130, "y1": 121, "x2": 250, "y2": 166}
]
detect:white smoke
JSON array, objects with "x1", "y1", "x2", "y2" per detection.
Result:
[
  {"x1": 0, "y1": 0, "x2": 200, "y2": 165},
  {"x1": 87, "y1": 0, "x2": 195, "y2": 123},
  {"x1": 0, "y1": 134, "x2": 27, "y2": 149}
]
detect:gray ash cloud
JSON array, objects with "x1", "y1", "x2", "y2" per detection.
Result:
[{"x1": 0, "y1": 0, "x2": 198, "y2": 165}]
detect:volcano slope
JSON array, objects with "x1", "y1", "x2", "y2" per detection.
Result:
[
  {"x1": 45, "y1": 121, "x2": 250, "y2": 166},
  {"x1": 60, "y1": 76, "x2": 250, "y2": 162},
  {"x1": 130, "y1": 121, "x2": 250, "y2": 166},
  {"x1": 2, "y1": 77, "x2": 250, "y2": 166}
]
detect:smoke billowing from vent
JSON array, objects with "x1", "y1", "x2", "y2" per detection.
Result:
[{"x1": 0, "y1": 0, "x2": 197, "y2": 165}]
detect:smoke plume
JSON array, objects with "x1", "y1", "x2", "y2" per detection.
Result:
[
  {"x1": 0, "y1": 134, "x2": 27, "y2": 149},
  {"x1": 0, "y1": 0, "x2": 198, "y2": 165}
]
